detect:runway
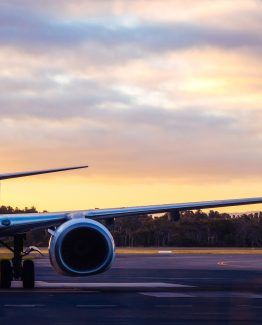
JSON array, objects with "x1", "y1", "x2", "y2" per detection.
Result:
[{"x1": 1, "y1": 252, "x2": 262, "y2": 324}]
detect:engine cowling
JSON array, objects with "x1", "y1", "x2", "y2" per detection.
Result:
[{"x1": 49, "y1": 219, "x2": 115, "y2": 276}]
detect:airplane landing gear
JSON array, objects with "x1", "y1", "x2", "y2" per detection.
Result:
[
  {"x1": 0, "y1": 234, "x2": 35, "y2": 289},
  {"x1": 0, "y1": 259, "x2": 12, "y2": 288},
  {"x1": 22, "y1": 260, "x2": 35, "y2": 289}
]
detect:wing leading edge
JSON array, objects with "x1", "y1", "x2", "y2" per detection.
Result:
[
  {"x1": 1, "y1": 197, "x2": 262, "y2": 237},
  {"x1": 0, "y1": 165, "x2": 88, "y2": 180},
  {"x1": 86, "y1": 197, "x2": 262, "y2": 219}
]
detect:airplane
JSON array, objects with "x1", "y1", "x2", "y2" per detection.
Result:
[{"x1": 0, "y1": 165, "x2": 262, "y2": 289}]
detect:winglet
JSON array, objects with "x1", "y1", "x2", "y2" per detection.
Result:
[{"x1": 0, "y1": 165, "x2": 88, "y2": 180}]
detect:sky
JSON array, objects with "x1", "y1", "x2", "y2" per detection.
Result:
[{"x1": 0, "y1": 0, "x2": 262, "y2": 212}]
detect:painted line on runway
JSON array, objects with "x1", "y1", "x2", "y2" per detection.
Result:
[
  {"x1": 29, "y1": 281, "x2": 194, "y2": 289},
  {"x1": 136, "y1": 276, "x2": 228, "y2": 280},
  {"x1": 193, "y1": 292, "x2": 262, "y2": 298},
  {"x1": 140, "y1": 292, "x2": 262, "y2": 298},
  {"x1": 1, "y1": 289, "x2": 99, "y2": 293},
  {"x1": 4, "y1": 304, "x2": 45, "y2": 308},
  {"x1": 140, "y1": 292, "x2": 193, "y2": 298},
  {"x1": 218, "y1": 260, "x2": 262, "y2": 268},
  {"x1": 218, "y1": 261, "x2": 241, "y2": 267},
  {"x1": 156, "y1": 305, "x2": 193, "y2": 308},
  {"x1": 76, "y1": 305, "x2": 118, "y2": 308},
  {"x1": 158, "y1": 251, "x2": 172, "y2": 254}
]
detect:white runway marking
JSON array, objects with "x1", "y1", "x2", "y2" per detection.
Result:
[
  {"x1": 4, "y1": 304, "x2": 45, "y2": 308},
  {"x1": 141, "y1": 292, "x2": 193, "y2": 298},
  {"x1": 140, "y1": 292, "x2": 262, "y2": 298},
  {"x1": 156, "y1": 304, "x2": 193, "y2": 308},
  {"x1": 76, "y1": 305, "x2": 118, "y2": 308},
  {"x1": 197, "y1": 292, "x2": 262, "y2": 298},
  {"x1": 11, "y1": 281, "x2": 192, "y2": 289},
  {"x1": 158, "y1": 251, "x2": 172, "y2": 254}
]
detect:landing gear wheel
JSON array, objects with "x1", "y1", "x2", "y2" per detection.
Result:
[
  {"x1": 0, "y1": 259, "x2": 12, "y2": 289},
  {"x1": 22, "y1": 260, "x2": 35, "y2": 289}
]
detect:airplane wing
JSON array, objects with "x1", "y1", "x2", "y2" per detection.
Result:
[
  {"x1": 86, "y1": 197, "x2": 262, "y2": 219},
  {"x1": 1, "y1": 197, "x2": 262, "y2": 236},
  {"x1": 0, "y1": 165, "x2": 88, "y2": 180},
  {"x1": 0, "y1": 212, "x2": 68, "y2": 236}
]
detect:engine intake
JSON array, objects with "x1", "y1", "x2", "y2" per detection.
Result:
[{"x1": 49, "y1": 219, "x2": 115, "y2": 276}]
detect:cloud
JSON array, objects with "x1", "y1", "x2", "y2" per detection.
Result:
[
  {"x1": 0, "y1": 0, "x2": 262, "y2": 188},
  {"x1": 0, "y1": 2, "x2": 261, "y2": 58},
  {"x1": 1, "y1": 103, "x2": 262, "y2": 183}
]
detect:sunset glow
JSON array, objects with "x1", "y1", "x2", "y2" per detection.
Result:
[{"x1": 0, "y1": 0, "x2": 262, "y2": 212}]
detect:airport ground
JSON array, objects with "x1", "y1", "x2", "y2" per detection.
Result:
[{"x1": 1, "y1": 248, "x2": 262, "y2": 324}]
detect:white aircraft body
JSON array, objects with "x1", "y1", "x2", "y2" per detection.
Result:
[{"x1": 0, "y1": 165, "x2": 262, "y2": 289}]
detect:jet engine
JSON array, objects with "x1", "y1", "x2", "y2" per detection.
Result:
[{"x1": 49, "y1": 219, "x2": 115, "y2": 276}]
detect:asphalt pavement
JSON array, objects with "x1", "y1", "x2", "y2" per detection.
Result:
[{"x1": 1, "y1": 252, "x2": 262, "y2": 324}]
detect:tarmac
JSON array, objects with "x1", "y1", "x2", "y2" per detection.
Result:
[{"x1": 1, "y1": 249, "x2": 262, "y2": 324}]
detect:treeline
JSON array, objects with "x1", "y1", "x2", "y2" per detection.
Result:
[
  {"x1": 110, "y1": 211, "x2": 262, "y2": 247},
  {"x1": 1, "y1": 206, "x2": 262, "y2": 247}
]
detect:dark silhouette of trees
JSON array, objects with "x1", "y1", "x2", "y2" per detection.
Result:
[
  {"x1": 1, "y1": 205, "x2": 262, "y2": 247},
  {"x1": 109, "y1": 210, "x2": 262, "y2": 247}
]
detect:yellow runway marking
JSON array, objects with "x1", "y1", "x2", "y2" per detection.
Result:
[{"x1": 2, "y1": 247, "x2": 262, "y2": 256}]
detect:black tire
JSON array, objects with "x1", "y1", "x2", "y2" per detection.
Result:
[
  {"x1": 0, "y1": 259, "x2": 12, "y2": 289},
  {"x1": 22, "y1": 260, "x2": 35, "y2": 289}
]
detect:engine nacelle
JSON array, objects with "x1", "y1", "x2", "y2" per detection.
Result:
[{"x1": 49, "y1": 219, "x2": 115, "y2": 276}]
